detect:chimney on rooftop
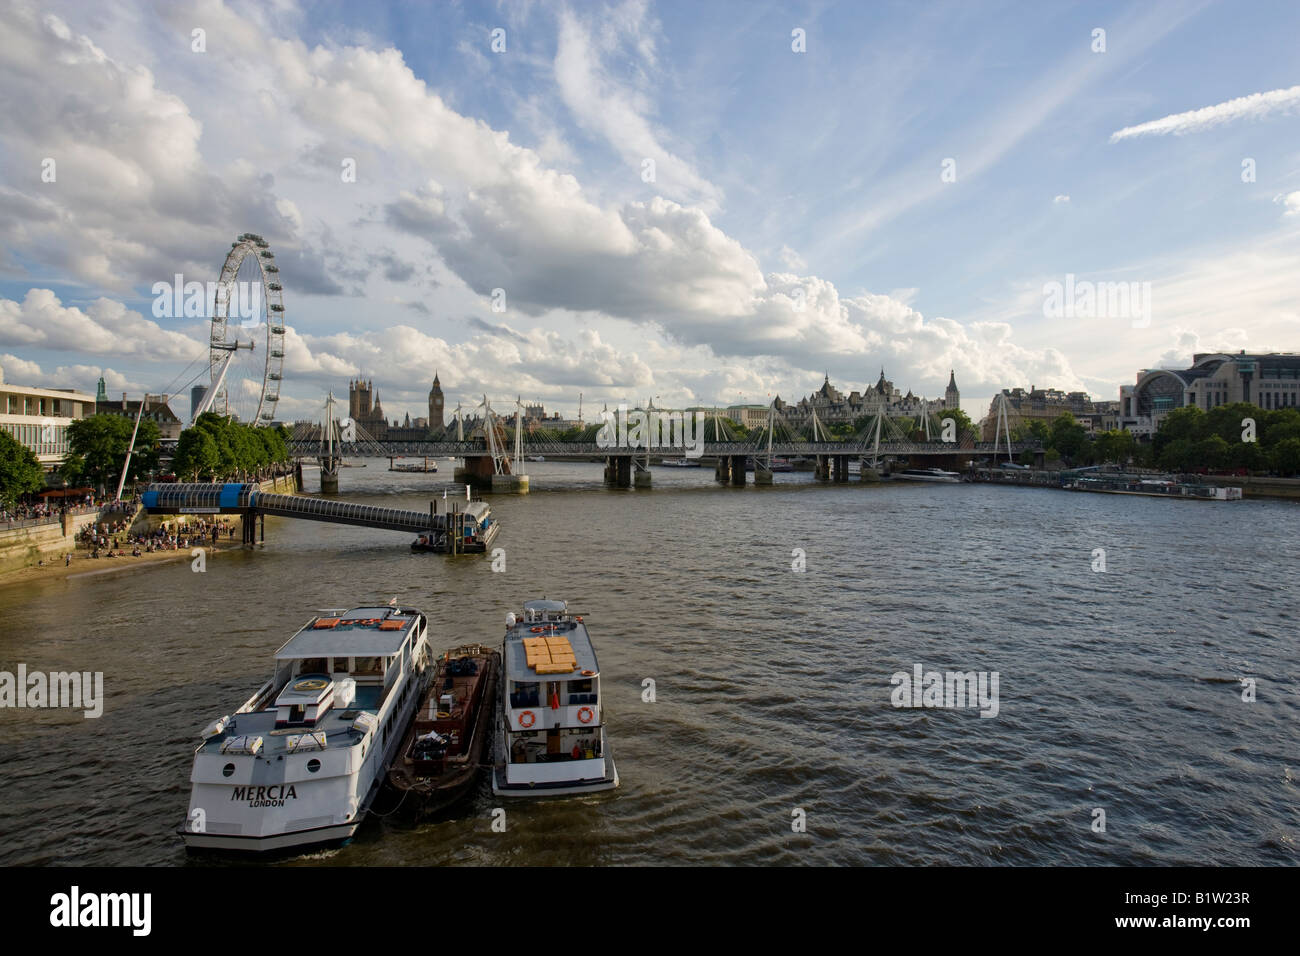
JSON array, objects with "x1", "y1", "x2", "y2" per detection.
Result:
[{"x1": 122, "y1": 392, "x2": 128, "y2": 409}]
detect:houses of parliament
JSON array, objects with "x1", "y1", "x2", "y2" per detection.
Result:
[{"x1": 343, "y1": 374, "x2": 445, "y2": 440}]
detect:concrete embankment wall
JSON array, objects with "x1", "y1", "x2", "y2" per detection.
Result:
[{"x1": 0, "y1": 511, "x2": 99, "y2": 575}]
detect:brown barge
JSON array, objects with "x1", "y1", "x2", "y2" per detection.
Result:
[{"x1": 387, "y1": 643, "x2": 500, "y2": 814}]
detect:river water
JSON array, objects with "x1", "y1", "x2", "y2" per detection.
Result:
[{"x1": 0, "y1": 462, "x2": 1295, "y2": 866}]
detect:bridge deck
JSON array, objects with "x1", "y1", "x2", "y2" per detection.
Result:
[
  {"x1": 287, "y1": 440, "x2": 1039, "y2": 458},
  {"x1": 141, "y1": 483, "x2": 459, "y2": 534}
]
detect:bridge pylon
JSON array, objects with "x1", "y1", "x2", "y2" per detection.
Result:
[{"x1": 319, "y1": 391, "x2": 342, "y2": 493}]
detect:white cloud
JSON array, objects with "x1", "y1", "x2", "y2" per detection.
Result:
[
  {"x1": 1110, "y1": 84, "x2": 1300, "y2": 142},
  {"x1": 1053, "y1": 195, "x2": 1070, "y2": 204},
  {"x1": 0, "y1": 353, "x2": 44, "y2": 381},
  {"x1": 1274, "y1": 191, "x2": 1300, "y2": 216},
  {"x1": 0, "y1": 289, "x2": 204, "y2": 361},
  {"x1": 553, "y1": 3, "x2": 721, "y2": 211}
]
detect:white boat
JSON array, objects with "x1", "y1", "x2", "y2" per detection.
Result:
[
  {"x1": 895, "y1": 467, "x2": 962, "y2": 483},
  {"x1": 180, "y1": 605, "x2": 431, "y2": 853},
  {"x1": 492, "y1": 599, "x2": 618, "y2": 796},
  {"x1": 658, "y1": 458, "x2": 701, "y2": 467}
]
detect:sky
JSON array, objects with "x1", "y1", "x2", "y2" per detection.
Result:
[{"x1": 1, "y1": 0, "x2": 1298, "y2": 426}]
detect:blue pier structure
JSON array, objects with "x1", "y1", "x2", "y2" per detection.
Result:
[{"x1": 141, "y1": 483, "x2": 495, "y2": 552}]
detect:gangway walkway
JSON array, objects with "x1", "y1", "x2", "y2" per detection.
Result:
[{"x1": 141, "y1": 482, "x2": 489, "y2": 542}]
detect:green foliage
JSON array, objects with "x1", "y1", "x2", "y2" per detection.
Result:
[
  {"x1": 937, "y1": 407, "x2": 975, "y2": 438},
  {"x1": 1048, "y1": 412, "x2": 1089, "y2": 462},
  {"x1": 173, "y1": 414, "x2": 290, "y2": 481},
  {"x1": 1093, "y1": 429, "x2": 1136, "y2": 465},
  {"x1": 62, "y1": 414, "x2": 161, "y2": 492},
  {"x1": 1149, "y1": 402, "x2": 1296, "y2": 473},
  {"x1": 0, "y1": 428, "x2": 47, "y2": 505},
  {"x1": 1271, "y1": 437, "x2": 1300, "y2": 476}
]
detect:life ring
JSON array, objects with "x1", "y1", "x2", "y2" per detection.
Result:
[
  {"x1": 530, "y1": 626, "x2": 545, "y2": 633},
  {"x1": 577, "y1": 706, "x2": 594, "y2": 724},
  {"x1": 436, "y1": 711, "x2": 451, "y2": 719},
  {"x1": 517, "y1": 710, "x2": 536, "y2": 728},
  {"x1": 293, "y1": 678, "x2": 328, "y2": 692},
  {"x1": 581, "y1": 669, "x2": 595, "y2": 677}
]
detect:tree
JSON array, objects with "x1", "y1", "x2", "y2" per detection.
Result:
[
  {"x1": 1192, "y1": 435, "x2": 1231, "y2": 471},
  {"x1": 174, "y1": 415, "x2": 292, "y2": 481},
  {"x1": 173, "y1": 428, "x2": 220, "y2": 480},
  {"x1": 1093, "y1": 429, "x2": 1136, "y2": 465},
  {"x1": 63, "y1": 414, "x2": 161, "y2": 492},
  {"x1": 1156, "y1": 438, "x2": 1196, "y2": 472},
  {"x1": 1152, "y1": 406, "x2": 1206, "y2": 456},
  {"x1": 0, "y1": 429, "x2": 46, "y2": 505},
  {"x1": 1271, "y1": 437, "x2": 1300, "y2": 476},
  {"x1": 937, "y1": 407, "x2": 975, "y2": 440},
  {"x1": 1049, "y1": 412, "x2": 1089, "y2": 463}
]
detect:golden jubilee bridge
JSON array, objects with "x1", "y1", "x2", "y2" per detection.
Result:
[{"x1": 284, "y1": 397, "x2": 1043, "y2": 491}]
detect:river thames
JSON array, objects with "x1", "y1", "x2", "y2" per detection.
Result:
[{"x1": 0, "y1": 463, "x2": 1295, "y2": 866}]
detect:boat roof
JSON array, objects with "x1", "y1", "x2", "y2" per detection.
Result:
[
  {"x1": 275, "y1": 606, "x2": 421, "y2": 659},
  {"x1": 504, "y1": 618, "x2": 599, "y2": 681},
  {"x1": 524, "y1": 599, "x2": 567, "y2": 613}
]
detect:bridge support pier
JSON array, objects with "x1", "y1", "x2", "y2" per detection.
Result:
[
  {"x1": 754, "y1": 464, "x2": 773, "y2": 485},
  {"x1": 835, "y1": 455, "x2": 849, "y2": 483},
  {"x1": 240, "y1": 510, "x2": 256, "y2": 547},
  {"x1": 491, "y1": 474, "x2": 530, "y2": 493},
  {"x1": 633, "y1": 467, "x2": 651, "y2": 489},
  {"x1": 319, "y1": 455, "x2": 340, "y2": 494},
  {"x1": 604, "y1": 456, "x2": 631, "y2": 488},
  {"x1": 1033, "y1": 449, "x2": 1046, "y2": 469},
  {"x1": 814, "y1": 455, "x2": 830, "y2": 481},
  {"x1": 859, "y1": 459, "x2": 881, "y2": 482},
  {"x1": 730, "y1": 455, "x2": 747, "y2": 486},
  {"x1": 715, "y1": 456, "x2": 730, "y2": 483}
]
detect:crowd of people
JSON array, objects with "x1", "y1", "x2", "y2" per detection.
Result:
[
  {"x1": 76, "y1": 516, "x2": 236, "y2": 560},
  {"x1": 1, "y1": 492, "x2": 128, "y2": 527}
]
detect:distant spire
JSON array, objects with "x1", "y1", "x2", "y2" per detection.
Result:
[{"x1": 948, "y1": 369, "x2": 957, "y2": 389}]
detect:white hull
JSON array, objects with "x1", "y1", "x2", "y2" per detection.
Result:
[
  {"x1": 492, "y1": 758, "x2": 619, "y2": 796},
  {"x1": 181, "y1": 819, "x2": 361, "y2": 852},
  {"x1": 181, "y1": 608, "x2": 430, "y2": 854}
]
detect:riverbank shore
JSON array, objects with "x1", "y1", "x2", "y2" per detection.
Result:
[{"x1": 0, "y1": 544, "x2": 232, "y2": 592}]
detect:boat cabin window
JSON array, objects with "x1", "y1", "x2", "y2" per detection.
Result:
[
  {"x1": 509, "y1": 681, "x2": 540, "y2": 708},
  {"x1": 296, "y1": 658, "x2": 327, "y2": 676},
  {"x1": 354, "y1": 656, "x2": 382, "y2": 676},
  {"x1": 569, "y1": 678, "x2": 593, "y2": 694}
]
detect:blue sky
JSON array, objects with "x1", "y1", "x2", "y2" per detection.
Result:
[{"x1": 1, "y1": 0, "x2": 1297, "y2": 425}]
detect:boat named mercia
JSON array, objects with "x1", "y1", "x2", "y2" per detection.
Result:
[
  {"x1": 180, "y1": 605, "x2": 430, "y2": 853},
  {"x1": 493, "y1": 599, "x2": 618, "y2": 796}
]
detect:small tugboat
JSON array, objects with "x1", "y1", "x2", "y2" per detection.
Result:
[
  {"x1": 493, "y1": 599, "x2": 618, "y2": 796},
  {"x1": 180, "y1": 604, "x2": 431, "y2": 853},
  {"x1": 410, "y1": 497, "x2": 499, "y2": 553},
  {"x1": 387, "y1": 643, "x2": 500, "y2": 813}
]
